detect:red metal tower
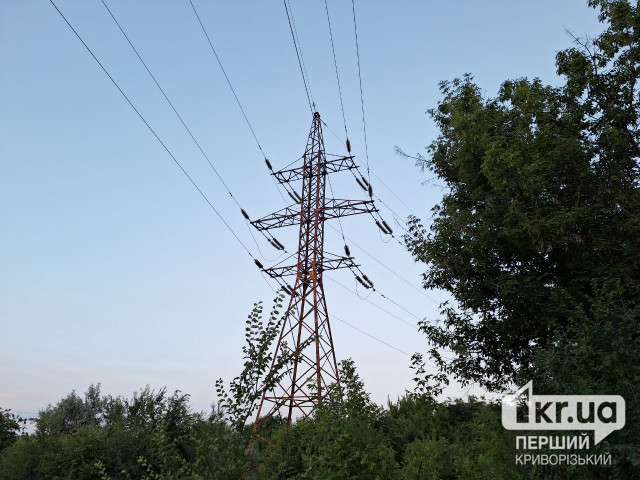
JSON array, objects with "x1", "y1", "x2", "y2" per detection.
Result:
[{"x1": 250, "y1": 112, "x2": 375, "y2": 443}]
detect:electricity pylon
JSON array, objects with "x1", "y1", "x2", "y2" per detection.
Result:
[{"x1": 250, "y1": 111, "x2": 376, "y2": 444}]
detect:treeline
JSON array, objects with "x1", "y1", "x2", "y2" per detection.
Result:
[
  {"x1": 0, "y1": 364, "x2": 631, "y2": 479},
  {"x1": 0, "y1": 378, "x2": 589, "y2": 479}
]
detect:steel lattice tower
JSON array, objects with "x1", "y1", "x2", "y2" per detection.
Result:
[{"x1": 250, "y1": 112, "x2": 375, "y2": 444}]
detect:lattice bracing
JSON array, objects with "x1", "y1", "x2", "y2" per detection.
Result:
[{"x1": 249, "y1": 112, "x2": 373, "y2": 447}]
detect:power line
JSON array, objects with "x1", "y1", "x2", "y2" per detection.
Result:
[
  {"x1": 371, "y1": 171, "x2": 418, "y2": 217},
  {"x1": 260, "y1": 258, "x2": 441, "y2": 367},
  {"x1": 329, "y1": 273, "x2": 455, "y2": 363},
  {"x1": 321, "y1": 118, "x2": 412, "y2": 237},
  {"x1": 318, "y1": 128, "x2": 409, "y2": 247},
  {"x1": 188, "y1": 0, "x2": 294, "y2": 207},
  {"x1": 327, "y1": 223, "x2": 441, "y2": 305},
  {"x1": 102, "y1": 0, "x2": 289, "y2": 260},
  {"x1": 372, "y1": 196, "x2": 410, "y2": 234},
  {"x1": 323, "y1": 0, "x2": 348, "y2": 140},
  {"x1": 327, "y1": 276, "x2": 418, "y2": 330},
  {"x1": 331, "y1": 313, "x2": 411, "y2": 358},
  {"x1": 373, "y1": 287, "x2": 422, "y2": 322},
  {"x1": 351, "y1": 0, "x2": 371, "y2": 183},
  {"x1": 327, "y1": 175, "x2": 347, "y2": 245},
  {"x1": 322, "y1": 118, "x2": 416, "y2": 221},
  {"x1": 102, "y1": 1, "x2": 239, "y2": 209},
  {"x1": 176, "y1": 3, "x2": 453, "y2": 375},
  {"x1": 283, "y1": 0, "x2": 313, "y2": 113},
  {"x1": 189, "y1": 1, "x2": 413, "y2": 259},
  {"x1": 261, "y1": 274, "x2": 411, "y2": 358},
  {"x1": 49, "y1": 0, "x2": 255, "y2": 262},
  {"x1": 347, "y1": 167, "x2": 407, "y2": 247},
  {"x1": 321, "y1": 119, "x2": 436, "y2": 304},
  {"x1": 333, "y1": 312, "x2": 448, "y2": 370},
  {"x1": 55, "y1": 0, "x2": 444, "y2": 374},
  {"x1": 344, "y1": 262, "x2": 434, "y2": 326},
  {"x1": 118, "y1": 2, "x2": 431, "y2": 360},
  {"x1": 246, "y1": 221, "x2": 287, "y2": 262},
  {"x1": 286, "y1": 0, "x2": 314, "y2": 108},
  {"x1": 188, "y1": 0, "x2": 265, "y2": 158},
  {"x1": 271, "y1": 252, "x2": 452, "y2": 364}
]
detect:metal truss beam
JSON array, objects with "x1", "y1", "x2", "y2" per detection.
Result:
[
  {"x1": 272, "y1": 155, "x2": 358, "y2": 183},
  {"x1": 251, "y1": 199, "x2": 376, "y2": 231}
]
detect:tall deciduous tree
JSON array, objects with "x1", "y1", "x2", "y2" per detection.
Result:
[{"x1": 403, "y1": 0, "x2": 639, "y2": 392}]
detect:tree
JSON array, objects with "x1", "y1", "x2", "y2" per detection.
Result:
[
  {"x1": 0, "y1": 409, "x2": 26, "y2": 454},
  {"x1": 261, "y1": 360, "x2": 399, "y2": 480},
  {"x1": 401, "y1": 0, "x2": 639, "y2": 474},
  {"x1": 0, "y1": 293, "x2": 306, "y2": 480},
  {"x1": 402, "y1": 0, "x2": 639, "y2": 391},
  {"x1": 215, "y1": 290, "x2": 300, "y2": 432}
]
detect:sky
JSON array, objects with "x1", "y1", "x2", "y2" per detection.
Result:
[{"x1": 1, "y1": 0, "x2": 603, "y2": 418}]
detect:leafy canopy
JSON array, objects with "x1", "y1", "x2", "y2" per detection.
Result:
[{"x1": 403, "y1": 0, "x2": 640, "y2": 391}]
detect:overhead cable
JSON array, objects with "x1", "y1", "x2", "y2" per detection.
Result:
[{"x1": 49, "y1": 0, "x2": 256, "y2": 262}]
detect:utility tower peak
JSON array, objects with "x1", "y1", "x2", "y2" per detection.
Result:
[{"x1": 249, "y1": 112, "x2": 376, "y2": 446}]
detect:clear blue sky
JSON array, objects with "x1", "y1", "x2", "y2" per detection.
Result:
[{"x1": 1, "y1": 0, "x2": 602, "y2": 416}]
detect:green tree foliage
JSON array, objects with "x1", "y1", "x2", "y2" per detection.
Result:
[
  {"x1": 400, "y1": 0, "x2": 639, "y2": 476},
  {"x1": 1, "y1": 386, "x2": 210, "y2": 480},
  {"x1": 215, "y1": 291, "x2": 306, "y2": 432},
  {"x1": 6, "y1": 358, "x2": 629, "y2": 479},
  {"x1": 386, "y1": 395, "x2": 519, "y2": 480},
  {"x1": 0, "y1": 292, "x2": 306, "y2": 480},
  {"x1": 530, "y1": 281, "x2": 640, "y2": 476},
  {"x1": 1, "y1": 358, "x2": 527, "y2": 479},
  {"x1": 36, "y1": 384, "x2": 123, "y2": 436},
  {"x1": 260, "y1": 360, "x2": 398, "y2": 480},
  {"x1": 259, "y1": 361, "x2": 525, "y2": 480},
  {"x1": 403, "y1": 0, "x2": 639, "y2": 389},
  {"x1": 0, "y1": 408, "x2": 26, "y2": 454}
]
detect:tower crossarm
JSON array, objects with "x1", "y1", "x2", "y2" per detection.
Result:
[
  {"x1": 262, "y1": 256, "x2": 359, "y2": 278},
  {"x1": 272, "y1": 155, "x2": 357, "y2": 183},
  {"x1": 324, "y1": 199, "x2": 377, "y2": 220},
  {"x1": 251, "y1": 199, "x2": 377, "y2": 231},
  {"x1": 250, "y1": 205, "x2": 300, "y2": 231}
]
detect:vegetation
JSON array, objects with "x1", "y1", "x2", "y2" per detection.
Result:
[
  {"x1": 403, "y1": 0, "x2": 640, "y2": 390},
  {"x1": 0, "y1": 370, "x2": 522, "y2": 479},
  {"x1": 399, "y1": 0, "x2": 639, "y2": 474},
  {"x1": 2, "y1": 0, "x2": 638, "y2": 478},
  {"x1": 0, "y1": 296, "x2": 634, "y2": 479}
]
